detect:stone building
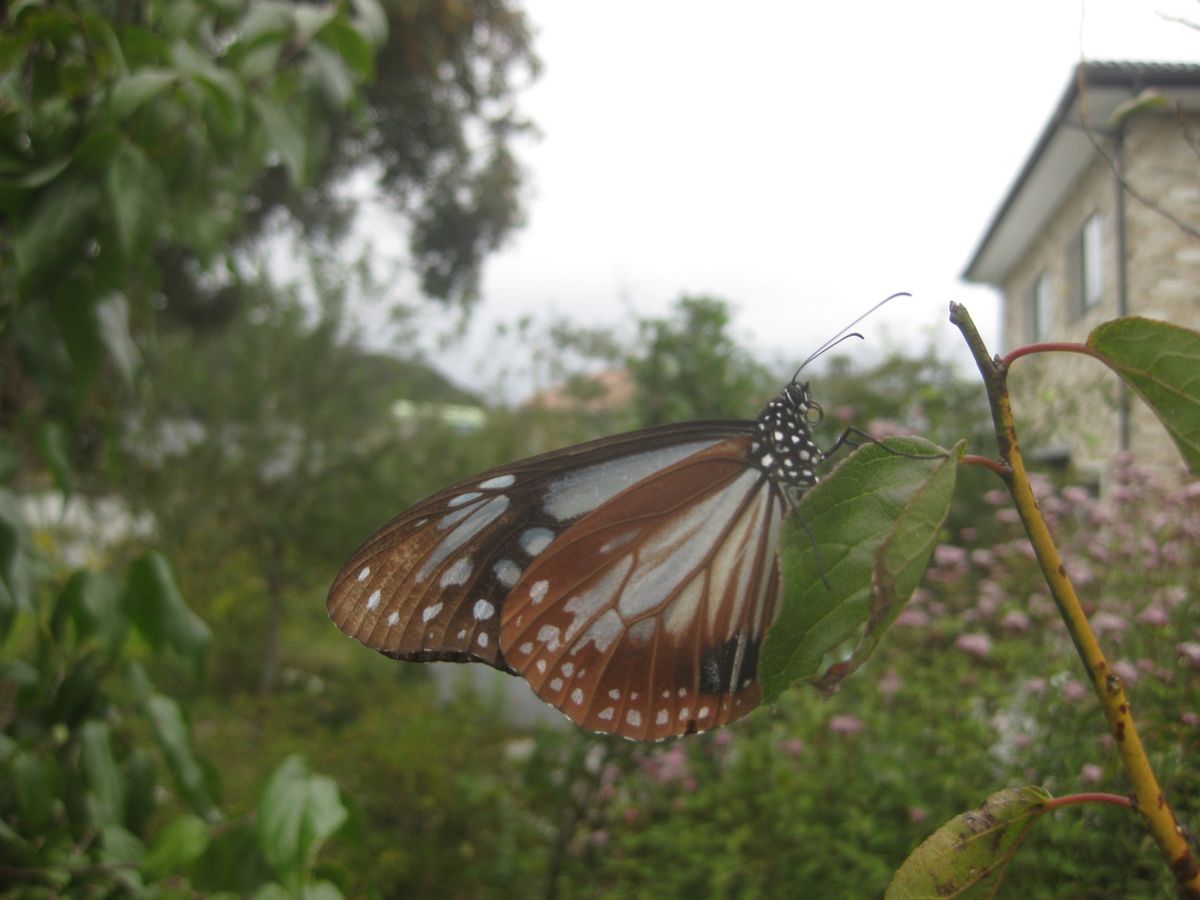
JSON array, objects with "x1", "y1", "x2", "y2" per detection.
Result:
[{"x1": 964, "y1": 61, "x2": 1200, "y2": 481}]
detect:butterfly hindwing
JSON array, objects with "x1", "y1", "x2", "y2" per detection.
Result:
[
  {"x1": 326, "y1": 422, "x2": 751, "y2": 671},
  {"x1": 499, "y1": 436, "x2": 787, "y2": 741}
]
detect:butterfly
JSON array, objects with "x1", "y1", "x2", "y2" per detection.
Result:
[{"x1": 327, "y1": 298, "x2": 907, "y2": 741}]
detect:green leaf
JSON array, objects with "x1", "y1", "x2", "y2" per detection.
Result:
[
  {"x1": 108, "y1": 68, "x2": 176, "y2": 120},
  {"x1": 1086, "y1": 317, "x2": 1200, "y2": 475},
  {"x1": 3, "y1": 154, "x2": 72, "y2": 189},
  {"x1": 13, "y1": 750, "x2": 53, "y2": 830},
  {"x1": 257, "y1": 755, "x2": 348, "y2": 882},
  {"x1": 107, "y1": 142, "x2": 166, "y2": 257},
  {"x1": 316, "y1": 19, "x2": 375, "y2": 82},
  {"x1": 36, "y1": 420, "x2": 73, "y2": 496},
  {"x1": 13, "y1": 176, "x2": 99, "y2": 281},
  {"x1": 54, "y1": 569, "x2": 126, "y2": 655},
  {"x1": 761, "y1": 437, "x2": 957, "y2": 703},
  {"x1": 80, "y1": 720, "x2": 126, "y2": 827},
  {"x1": 144, "y1": 692, "x2": 218, "y2": 820},
  {"x1": 143, "y1": 814, "x2": 211, "y2": 880},
  {"x1": 126, "y1": 551, "x2": 211, "y2": 671},
  {"x1": 1106, "y1": 89, "x2": 1169, "y2": 128},
  {"x1": 886, "y1": 786, "x2": 1052, "y2": 899},
  {"x1": 252, "y1": 95, "x2": 308, "y2": 186},
  {"x1": 124, "y1": 747, "x2": 158, "y2": 836}
]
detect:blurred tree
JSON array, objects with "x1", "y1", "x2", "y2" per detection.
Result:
[
  {"x1": 0, "y1": 0, "x2": 537, "y2": 481},
  {"x1": 126, "y1": 258, "x2": 492, "y2": 690},
  {"x1": 628, "y1": 295, "x2": 777, "y2": 426}
]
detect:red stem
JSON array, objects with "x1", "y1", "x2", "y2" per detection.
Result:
[
  {"x1": 1044, "y1": 792, "x2": 1134, "y2": 812},
  {"x1": 1001, "y1": 342, "x2": 1107, "y2": 368},
  {"x1": 960, "y1": 454, "x2": 1011, "y2": 476}
]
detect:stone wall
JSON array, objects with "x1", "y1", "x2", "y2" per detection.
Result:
[{"x1": 999, "y1": 112, "x2": 1200, "y2": 481}]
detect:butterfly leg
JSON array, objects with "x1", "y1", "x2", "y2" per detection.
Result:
[{"x1": 822, "y1": 427, "x2": 943, "y2": 462}]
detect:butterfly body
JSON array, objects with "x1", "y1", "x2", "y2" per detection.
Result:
[{"x1": 328, "y1": 380, "x2": 828, "y2": 740}]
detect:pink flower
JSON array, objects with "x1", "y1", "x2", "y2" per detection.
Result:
[
  {"x1": 934, "y1": 544, "x2": 968, "y2": 566},
  {"x1": 1002, "y1": 610, "x2": 1031, "y2": 633},
  {"x1": 984, "y1": 489, "x2": 1009, "y2": 506},
  {"x1": 1063, "y1": 679, "x2": 1089, "y2": 702},
  {"x1": 1111, "y1": 659, "x2": 1140, "y2": 686},
  {"x1": 712, "y1": 730, "x2": 734, "y2": 750},
  {"x1": 1080, "y1": 764, "x2": 1103, "y2": 785},
  {"x1": 1025, "y1": 677, "x2": 1047, "y2": 696},
  {"x1": 909, "y1": 806, "x2": 928, "y2": 823},
  {"x1": 1182, "y1": 712, "x2": 1200, "y2": 728},
  {"x1": 996, "y1": 509, "x2": 1020, "y2": 525},
  {"x1": 1177, "y1": 642, "x2": 1200, "y2": 669},
  {"x1": 878, "y1": 669, "x2": 903, "y2": 698},
  {"x1": 959, "y1": 526, "x2": 979, "y2": 542},
  {"x1": 623, "y1": 807, "x2": 639, "y2": 824},
  {"x1": 1137, "y1": 606, "x2": 1170, "y2": 627},
  {"x1": 1063, "y1": 486, "x2": 1094, "y2": 506},
  {"x1": 781, "y1": 738, "x2": 806, "y2": 757},
  {"x1": 894, "y1": 608, "x2": 930, "y2": 628},
  {"x1": 955, "y1": 633, "x2": 993, "y2": 659},
  {"x1": 970, "y1": 548, "x2": 995, "y2": 568},
  {"x1": 1091, "y1": 612, "x2": 1127, "y2": 636},
  {"x1": 829, "y1": 715, "x2": 866, "y2": 736}
]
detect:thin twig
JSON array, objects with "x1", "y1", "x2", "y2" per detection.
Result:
[{"x1": 960, "y1": 454, "x2": 1011, "y2": 477}]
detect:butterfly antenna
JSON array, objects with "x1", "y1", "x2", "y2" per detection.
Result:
[{"x1": 792, "y1": 291, "x2": 911, "y2": 381}]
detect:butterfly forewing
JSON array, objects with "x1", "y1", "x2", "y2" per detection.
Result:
[
  {"x1": 326, "y1": 422, "x2": 751, "y2": 671},
  {"x1": 499, "y1": 437, "x2": 787, "y2": 740}
]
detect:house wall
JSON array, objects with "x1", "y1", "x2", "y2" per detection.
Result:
[{"x1": 999, "y1": 113, "x2": 1200, "y2": 481}]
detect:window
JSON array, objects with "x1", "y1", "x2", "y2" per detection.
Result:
[
  {"x1": 1028, "y1": 271, "x2": 1053, "y2": 342},
  {"x1": 1067, "y1": 213, "x2": 1105, "y2": 316}
]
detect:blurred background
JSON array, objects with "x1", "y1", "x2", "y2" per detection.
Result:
[{"x1": 2, "y1": 1, "x2": 1198, "y2": 897}]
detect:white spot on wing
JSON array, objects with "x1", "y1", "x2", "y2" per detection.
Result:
[
  {"x1": 536, "y1": 659, "x2": 547, "y2": 674},
  {"x1": 518, "y1": 527, "x2": 555, "y2": 557},
  {"x1": 357, "y1": 566, "x2": 370, "y2": 582},
  {"x1": 422, "y1": 602, "x2": 443, "y2": 623},
  {"x1": 448, "y1": 491, "x2": 482, "y2": 508},
  {"x1": 599, "y1": 707, "x2": 614, "y2": 721},
  {"x1": 518, "y1": 641, "x2": 533, "y2": 655},
  {"x1": 626, "y1": 709, "x2": 642, "y2": 727},
  {"x1": 479, "y1": 473, "x2": 516, "y2": 489},
  {"x1": 529, "y1": 580, "x2": 549, "y2": 605},
  {"x1": 416, "y1": 496, "x2": 509, "y2": 582},
  {"x1": 561, "y1": 663, "x2": 574, "y2": 677},
  {"x1": 609, "y1": 688, "x2": 621, "y2": 700},
  {"x1": 494, "y1": 559, "x2": 521, "y2": 588},
  {"x1": 366, "y1": 590, "x2": 381, "y2": 611},
  {"x1": 656, "y1": 709, "x2": 668, "y2": 725},
  {"x1": 549, "y1": 678, "x2": 563, "y2": 691},
  {"x1": 387, "y1": 612, "x2": 400, "y2": 626},
  {"x1": 537, "y1": 625, "x2": 561, "y2": 651},
  {"x1": 698, "y1": 705, "x2": 710, "y2": 718},
  {"x1": 473, "y1": 599, "x2": 495, "y2": 620},
  {"x1": 541, "y1": 441, "x2": 720, "y2": 521},
  {"x1": 477, "y1": 632, "x2": 489, "y2": 648},
  {"x1": 571, "y1": 688, "x2": 584, "y2": 705},
  {"x1": 440, "y1": 557, "x2": 473, "y2": 588}
]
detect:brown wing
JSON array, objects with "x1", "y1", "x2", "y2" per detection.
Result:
[
  {"x1": 500, "y1": 436, "x2": 786, "y2": 741},
  {"x1": 326, "y1": 422, "x2": 751, "y2": 671}
]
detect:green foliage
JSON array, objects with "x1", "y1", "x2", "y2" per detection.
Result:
[
  {"x1": 0, "y1": 0, "x2": 387, "y2": 444},
  {"x1": 762, "y1": 437, "x2": 959, "y2": 701},
  {"x1": 1086, "y1": 317, "x2": 1200, "y2": 475},
  {"x1": 629, "y1": 295, "x2": 777, "y2": 425},
  {"x1": 887, "y1": 786, "x2": 1052, "y2": 898}
]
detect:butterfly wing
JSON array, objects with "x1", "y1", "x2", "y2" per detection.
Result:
[
  {"x1": 500, "y1": 436, "x2": 787, "y2": 741},
  {"x1": 327, "y1": 421, "x2": 752, "y2": 672}
]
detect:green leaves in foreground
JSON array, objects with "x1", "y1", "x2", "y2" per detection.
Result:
[
  {"x1": 886, "y1": 786, "x2": 1052, "y2": 899},
  {"x1": 1087, "y1": 317, "x2": 1200, "y2": 475},
  {"x1": 761, "y1": 437, "x2": 961, "y2": 702}
]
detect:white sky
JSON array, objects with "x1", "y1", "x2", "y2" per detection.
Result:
[{"x1": 397, "y1": 1, "x2": 1200, "y2": 397}]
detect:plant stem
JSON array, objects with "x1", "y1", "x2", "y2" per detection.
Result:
[
  {"x1": 948, "y1": 302, "x2": 1200, "y2": 898},
  {"x1": 1044, "y1": 792, "x2": 1134, "y2": 812}
]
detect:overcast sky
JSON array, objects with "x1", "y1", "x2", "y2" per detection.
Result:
[{"x1": 398, "y1": 1, "x2": 1199, "y2": 397}]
